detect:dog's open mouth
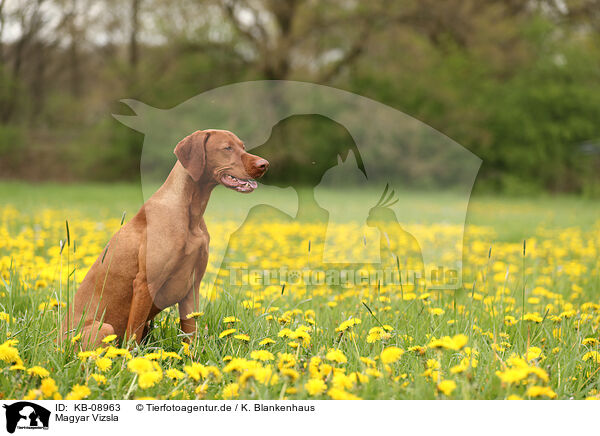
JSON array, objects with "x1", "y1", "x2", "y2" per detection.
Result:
[{"x1": 220, "y1": 174, "x2": 258, "y2": 193}]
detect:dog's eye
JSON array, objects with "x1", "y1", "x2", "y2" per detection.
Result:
[{"x1": 224, "y1": 146, "x2": 232, "y2": 151}]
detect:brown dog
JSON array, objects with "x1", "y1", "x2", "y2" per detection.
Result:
[{"x1": 63, "y1": 129, "x2": 268, "y2": 348}]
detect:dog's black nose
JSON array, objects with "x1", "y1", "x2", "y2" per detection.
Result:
[{"x1": 255, "y1": 158, "x2": 269, "y2": 173}]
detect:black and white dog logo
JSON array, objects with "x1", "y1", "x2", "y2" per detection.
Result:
[{"x1": 2, "y1": 402, "x2": 50, "y2": 433}]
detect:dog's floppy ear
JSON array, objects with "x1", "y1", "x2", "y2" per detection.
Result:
[{"x1": 174, "y1": 130, "x2": 210, "y2": 181}]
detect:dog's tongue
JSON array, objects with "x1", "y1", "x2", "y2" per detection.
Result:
[{"x1": 238, "y1": 179, "x2": 257, "y2": 192}]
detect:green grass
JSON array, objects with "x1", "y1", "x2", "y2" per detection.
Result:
[
  {"x1": 0, "y1": 181, "x2": 599, "y2": 400},
  {"x1": 1, "y1": 181, "x2": 598, "y2": 237}
]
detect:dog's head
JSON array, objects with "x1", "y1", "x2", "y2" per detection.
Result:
[{"x1": 174, "y1": 129, "x2": 269, "y2": 193}]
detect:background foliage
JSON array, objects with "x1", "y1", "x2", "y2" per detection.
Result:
[{"x1": 1, "y1": 0, "x2": 599, "y2": 194}]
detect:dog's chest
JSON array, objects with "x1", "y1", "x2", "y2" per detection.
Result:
[
  {"x1": 153, "y1": 228, "x2": 209, "y2": 307},
  {"x1": 184, "y1": 227, "x2": 208, "y2": 256}
]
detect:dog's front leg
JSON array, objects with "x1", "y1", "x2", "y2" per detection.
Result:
[
  {"x1": 178, "y1": 287, "x2": 200, "y2": 342},
  {"x1": 126, "y1": 270, "x2": 154, "y2": 344},
  {"x1": 178, "y1": 248, "x2": 208, "y2": 342}
]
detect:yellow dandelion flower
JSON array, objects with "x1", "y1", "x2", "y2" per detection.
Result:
[
  {"x1": 184, "y1": 362, "x2": 208, "y2": 381},
  {"x1": 335, "y1": 318, "x2": 361, "y2": 332},
  {"x1": 24, "y1": 389, "x2": 40, "y2": 400},
  {"x1": 219, "y1": 328, "x2": 237, "y2": 338},
  {"x1": 250, "y1": 350, "x2": 275, "y2": 361},
  {"x1": 104, "y1": 347, "x2": 132, "y2": 359},
  {"x1": 77, "y1": 351, "x2": 96, "y2": 361},
  {"x1": 65, "y1": 384, "x2": 91, "y2": 400},
  {"x1": 437, "y1": 380, "x2": 457, "y2": 396},
  {"x1": 280, "y1": 368, "x2": 300, "y2": 381},
  {"x1": 523, "y1": 313, "x2": 543, "y2": 323},
  {"x1": 222, "y1": 383, "x2": 239, "y2": 399},
  {"x1": 0, "y1": 340, "x2": 21, "y2": 363},
  {"x1": 408, "y1": 345, "x2": 427, "y2": 355},
  {"x1": 278, "y1": 328, "x2": 293, "y2": 338},
  {"x1": 495, "y1": 368, "x2": 529, "y2": 384},
  {"x1": 305, "y1": 378, "x2": 327, "y2": 396},
  {"x1": 428, "y1": 334, "x2": 468, "y2": 351},
  {"x1": 27, "y1": 366, "x2": 50, "y2": 378},
  {"x1": 327, "y1": 388, "x2": 361, "y2": 400},
  {"x1": 40, "y1": 378, "x2": 58, "y2": 398},
  {"x1": 365, "y1": 368, "x2": 383, "y2": 378},
  {"x1": 277, "y1": 353, "x2": 296, "y2": 370},
  {"x1": 166, "y1": 369, "x2": 185, "y2": 380},
  {"x1": 326, "y1": 349, "x2": 347, "y2": 364},
  {"x1": 582, "y1": 338, "x2": 599, "y2": 346},
  {"x1": 526, "y1": 347, "x2": 544, "y2": 361},
  {"x1": 380, "y1": 346, "x2": 404, "y2": 364},
  {"x1": 127, "y1": 357, "x2": 154, "y2": 374},
  {"x1": 332, "y1": 372, "x2": 354, "y2": 390},
  {"x1": 138, "y1": 370, "x2": 163, "y2": 389},
  {"x1": 366, "y1": 327, "x2": 391, "y2": 343},
  {"x1": 526, "y1": 386, "x2": 557, "y2": 399},
  {"x1": 89, "y1": 374, "x2": 107, "y2": 385},
  {"x1": 583, "y1": 351, "x2": 600, "y2": 363},
  {"x1": 259, "y1": 338, "x2": 275, "y2": 346},
  {"x1": 450, "y1": 357, "x2": 477, "y2": 374},
  {"x1": 95, "y1": 357, "x2": 112, "y2": 372}
]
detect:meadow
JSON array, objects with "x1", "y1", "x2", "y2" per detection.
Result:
[{"x1": 0, "y1": 182, "x2": 599, "y2": 400}]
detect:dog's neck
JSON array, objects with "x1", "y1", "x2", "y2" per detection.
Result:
[{"x1": 161, "y1": 162, "x2": 217, "y2": 226}]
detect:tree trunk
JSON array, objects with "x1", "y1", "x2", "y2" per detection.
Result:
[
  {"x1": 68, "y1": 0, "x2": 82, "y2": 97},
  {"x1": 129, "y1": 0, "x2": 140, "y2": 83}
]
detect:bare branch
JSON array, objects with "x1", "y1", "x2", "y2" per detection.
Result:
[
  {"x1": 317, "y1": 24, "x2": 371, "y2": 83},
  {"x1": 222, "y1": 0, "x2": 268, "y2": 51}
]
